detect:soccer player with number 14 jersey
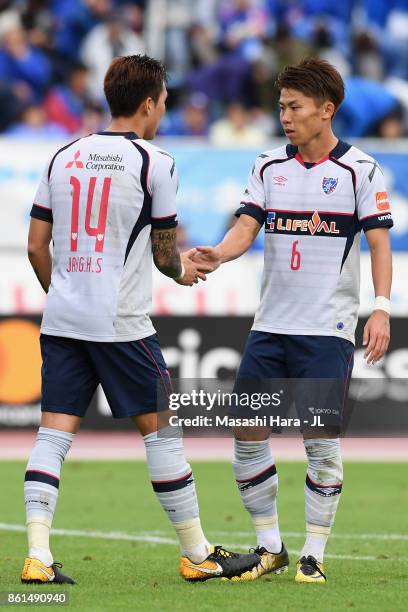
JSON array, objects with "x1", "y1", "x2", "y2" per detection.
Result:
[
  {"x1": 21, "y1": 55, "x2": 260, "y2": 585},
  {"x1": 194, "y1": 58, "x2": 393, "y2": 584}
]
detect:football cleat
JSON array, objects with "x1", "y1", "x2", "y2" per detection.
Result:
[
  {"x1": 224, "y1": 544, "x2": 289, "y2": 581},
  {"x1": 252, "y1": 544, "x2": 289, "y2": 579},
  {"x1": 295, "y1": 555, "x2": 326, "y2": 584},
  {"x1": 21, "y1": 558, "x2": 76, "y2": 584},
  {"x1": 180, "y1": 545, "x2": 260, "y2": 582}
]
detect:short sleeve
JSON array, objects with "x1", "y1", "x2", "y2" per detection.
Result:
[
  {"x1": 30, "y1": 160, "x2": 53, "y2": 223},
  {"x1": 356, "y1": 159, "x2": 393, "y2": 232},
  {"x1": 150, "y1": 150, "x2": 178, "y2": 229},
  {"x1": 235, "y1": 155, "x2": 266, "y2": 225}
]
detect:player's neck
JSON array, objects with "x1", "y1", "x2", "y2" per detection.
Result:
[
  {"x1": 106, "y1": 118, "x2": 147, "y2": 139},
  {"x1": 297, "y1": 131, "x2": 339, "y2": 163}
]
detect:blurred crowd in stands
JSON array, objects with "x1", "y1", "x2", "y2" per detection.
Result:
[{"x1": 1, "y1": 0, "x2": 408, "y2": 143}]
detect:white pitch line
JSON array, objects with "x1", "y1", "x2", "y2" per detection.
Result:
[
  {"x1": 0, "y1": 523, "x2": 175, "y2": 545},
  {"x1": 207, "y1": 530, "x2": 408, "y2": 542},
  {"x1": 0, "y1": 523, "x2": 407, "y2": 563},
  {"x1": 109, "y1": 528, "x2": 408, "y2": 542}
]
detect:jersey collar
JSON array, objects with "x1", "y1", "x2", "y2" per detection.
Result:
[
  {"x1": 286, "y1": 139, "x2": 351, "y2": 168},
  {"x1": 96, "y1": 131, "x2": 139, "y2": 139}
]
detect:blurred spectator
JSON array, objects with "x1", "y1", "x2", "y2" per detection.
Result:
[
  {"x1": 0, "y1": 11, "x2": 51, "y2": 103},
  {"x1": 374, "y1": 104, "x2": 407, "y2": 139},
  {"x1": 188, "y1": 54, "x2": 252, "y2": 107},
  {"x1": 335, "y1": 77, "x2": 399, "y2": 137},
  {"x1": 54, "y1": 0, "x2": 112, "y2": 60},
  {"x1": 313, "y1": 21, "x2": 350, "y2": 77},
  {"x1": 19, "y1": 1, "x2": 74, "y2": 87},
  {"x1": 120, "y1": 3, "x2": 145, "y2": 35},
  {"x1": 189, "y1": 0, "x2": 220, "y2": 69},
  {"x1": 269, "y1": 23, "x2": 314, "y2": 75},
  {"x1": 209, "y1": 102, "x2": 268, "y2": 146},
  {"x1": 144, "y1": 0, "x2": 193, "y2": 86},
  {"x1": 249, "y1": 51, "x2": 278, "y2": 114},
  {"x1": 159, "y1": 92, "x2": 209, "y2": 137},
  {"x1": 250, "y1": 106, "x2": 275, "y2": 139},
  {"x1": 352, "y1": 30, "x2": 383, "y2": 81},
  {"x1": 44, "y1": 62, "x2": 90, "y2": 134},
  {"x1": 5, "y1": 104, "x2": 68, "y2": 139},
  {"x1": 80, "y1": 10, "x2": 144, "y2": 100},
  {"x1": 218, "y1": 0, "x2": 270, "y2": 62},
  {"x1": 284, "y1": 0, "x2": 353, "y2": 37},
  {"x1": 21, "y1": 0, "x2": 54, "y2": 50},
  {"x1": 0, "y1": 80, "x2": 23, "y2": 131},
  {"x1": 79, "y1": 101, "x2": 108, "y2": 136},
  {"x1": 190, "y1": 23, "x2": 219, "y2": 68}
]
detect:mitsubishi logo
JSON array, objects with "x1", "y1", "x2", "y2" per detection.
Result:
[{"x1": 65, "y1": 150, "x2": 84, "y2": 169}]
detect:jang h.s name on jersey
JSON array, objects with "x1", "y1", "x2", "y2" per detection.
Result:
[
  {"x1": 31, "y1": 131, "x2": 178, "y2": 342},
  {"x1": 236, "y1": 140, "x2": 393, "y2": 344}
]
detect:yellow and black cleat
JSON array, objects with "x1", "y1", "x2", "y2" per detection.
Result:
[
  {"x1": 295, "y1": 555, "x2": 326, "y2": 584},
  {"x1": 21, "y1": 558, "x2": 76, "y2": 584},
  {"x1": 224, "y1": 544, "x2": 289, "y2": 581},
  {"x1": 180, "y1": 545, "x2": 260, "y2": 582},
  {"x1": 252, "y1": 544, "x2": 289, "y2": 580}
]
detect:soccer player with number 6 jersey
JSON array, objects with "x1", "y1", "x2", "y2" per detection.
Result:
[
  {"x1": 194, "y1": 58, "x2": 393, "y2": 584},
  {"x1": 21, "y1": 55, "x2": 260, "y2": 585}
]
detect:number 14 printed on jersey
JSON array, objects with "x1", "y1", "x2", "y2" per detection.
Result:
[{"x1": 67, "y1": 175, "x2": 111, "y2": 274}]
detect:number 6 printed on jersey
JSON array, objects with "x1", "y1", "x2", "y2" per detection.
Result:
[{"x1": 290, "y1": 240, "x2": 301, "y2": 270}]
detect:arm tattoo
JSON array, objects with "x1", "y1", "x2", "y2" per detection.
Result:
[{"x1": 151, "y1": 229, "x2": 182, "y2": 278}]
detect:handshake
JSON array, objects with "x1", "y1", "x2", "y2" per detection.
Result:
[{"x1": 175, "y1": 246, "x2": 222, "y2": 286}]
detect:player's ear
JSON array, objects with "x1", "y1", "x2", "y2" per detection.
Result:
[
  {"x1": 141, "y1": 97, "x2": 153, "y2": 116},
  {"x1": 322, "y1": 101, "x2": 335, "y2": 120}
]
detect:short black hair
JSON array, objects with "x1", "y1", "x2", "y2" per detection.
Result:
[{"x1": 104, "y1": 54, "x2": 167, "y2": 118}]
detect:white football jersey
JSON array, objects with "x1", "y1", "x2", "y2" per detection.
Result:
[
  {"x1": 31, "y1": 131, "x2": 178, "y2": 342},
  {"x1": 237, "y1": 140, "x2": 393, "y2": 344}
]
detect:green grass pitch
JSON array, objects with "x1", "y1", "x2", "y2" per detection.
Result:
[{"x1": 1, "y1": 460, "x2": 407, "y2": 611}]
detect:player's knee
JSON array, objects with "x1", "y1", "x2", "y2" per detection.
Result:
[{"x1": 40, "y1": 412, "x2": 81, "y2": 434}]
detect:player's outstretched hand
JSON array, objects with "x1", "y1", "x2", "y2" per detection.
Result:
[
  {"x1": 363, "y1": 310, "x2": 390, "y2": 365},
  {"x1": 193, "y1": 246, "x2": 222, "y2": 273},
  {"x1": 175, "y1": 251, "x2": 207, "y2": 286}
]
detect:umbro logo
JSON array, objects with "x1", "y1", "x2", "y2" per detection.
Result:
[
  {"x1": 273, "y1": 176, "x2": 287, "y2": 186},
  {"x1": 65, "y1": 150, "x2": 84, "y2": 169}
]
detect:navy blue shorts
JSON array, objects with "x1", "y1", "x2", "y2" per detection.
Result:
[
  {"x1": 237, "y1": 332, "x2": 354, "y2": 379},
  {"x1": 233, "y1": 332, "x2": 355, "y2": 428},
  {"x1": 40, "y1": 334, "x2": 171, "y2": 419}
]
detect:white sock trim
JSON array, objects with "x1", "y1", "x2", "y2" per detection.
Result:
[
  {"x1": 253, "y1": 515, "x2": 278, "y2": 530},
  {"x1": 27, "y1": 520, "x2": 53, "y2": 566},
  {"x1": 174, "y1": 517, "x2": 209, "y2": 563},
  {"x1": 306, "y1": 523, "x2": 331, "y2": 536}
]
